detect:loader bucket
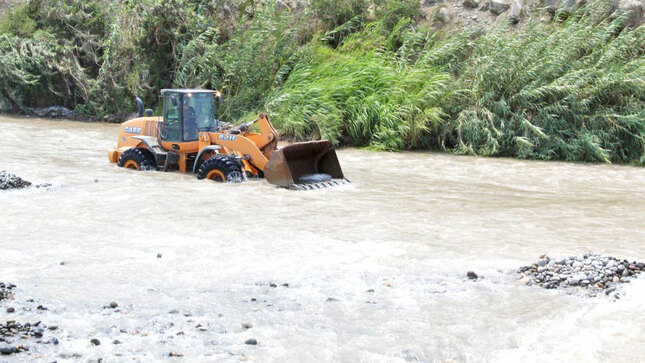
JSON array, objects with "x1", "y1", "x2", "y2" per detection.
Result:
[{"x1": 264, "y1": 140, "x2": 349, "y2": 189}]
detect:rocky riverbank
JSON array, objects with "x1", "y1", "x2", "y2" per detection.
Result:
[
  {"x1": 0, "y1": 282, "x2": 59, "y2": 357},
  {"x1": 21, "y1": 107, "x2": 128, "y2": 123},
  {"x1": 517, "y1": 253, "x2": 644, "y2": 298},
  {"x1": 0, "y1": 170, "x2": 50, "y2": 190}
]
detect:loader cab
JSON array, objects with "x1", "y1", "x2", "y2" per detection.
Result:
[{"x1": 160, "y1": 89, "x2": 218, "y2": 143}]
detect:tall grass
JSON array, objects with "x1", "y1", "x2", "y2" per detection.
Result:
[
  {"x1": 269, "y1": 3, "x2": 645, "y2": 162},
  {"x1": 445, "y1": 4, "x2": 645, "y2": 163},
  {"x1": 174, "y1": 3, "x2": 300, "y2": 120},
  {"x1": 264, "y1": 36, "x2": 449, "y2": 150}
]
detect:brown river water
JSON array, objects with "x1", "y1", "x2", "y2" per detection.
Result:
[{"x1": 1, "y1": 115, "x2": 644, "y2": 362}]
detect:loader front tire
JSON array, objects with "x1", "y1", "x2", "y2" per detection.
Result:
[
  {"x1": 117, "y1": 148, "x2": 156, "y2": 171},
  {"x1": 197, "y1": 155, "x2": 244, "y2": 183}
]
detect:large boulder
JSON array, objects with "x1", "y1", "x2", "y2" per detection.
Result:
[
  {"x1": 617, "y1": 0, "x2": 644, "y2": 26},
  {"x1": 540, "y1": 0, "x2": 562, "y2": 12},
  {"x1": 489, "y1": 0, "x2": 513, "y2": 14},
  {"x1": 464, "y1": 0, "x2": 481, "y2": 8},
  {"x1": 560, "y1": 0, "x2": 581, "y2": 12},
  {"x1": 508, "y1": 0, "x2": 523, "y2": 22},
  {"x1": 438, "y1": 6, "x2": 453, "y2": 23}
]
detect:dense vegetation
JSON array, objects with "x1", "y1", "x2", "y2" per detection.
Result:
[{"x1": 0, "y1": 0, "x2": 644, "y2": 164}]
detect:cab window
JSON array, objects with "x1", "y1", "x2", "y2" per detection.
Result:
[
  {"x1": 183, "y1": 93, "x2": 216, "y2": 141},
  {"x1": 163, "y1": 94, "x2": 181, "y2": 142}
]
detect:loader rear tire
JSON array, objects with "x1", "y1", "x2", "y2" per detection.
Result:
[
  {"x1": 117, "y1": 148, "x2": 156, "y2": 171},
  {"x1": 197, "y1": 155, "x2": 244, "y2": 183}
]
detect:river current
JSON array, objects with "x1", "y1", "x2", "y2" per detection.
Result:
[{"x1": 1, "y1": 116, "x2": 644, "y2": 362}]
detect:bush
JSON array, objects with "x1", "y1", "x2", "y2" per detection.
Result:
[
  {"x1": 0, "y1": 4, "x2": 37, "y2": 37},
  {"x1": 265, "y1": 27, "x2": 449, "y2": 150},
  {"x1": 443, "y1": 5, "x2": 645, "y2": 163}
]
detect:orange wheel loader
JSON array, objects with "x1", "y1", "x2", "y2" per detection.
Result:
[{"x1": 107, "y1": 89, "x2": 349, "y2": 189}]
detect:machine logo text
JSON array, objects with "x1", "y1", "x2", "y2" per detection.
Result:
[
  {"x1": 218, "y1": 134, "x2": 237, "y2": 141},
  {"x1": 124, "y1": 126, "x2": 142, "y2": 134}
]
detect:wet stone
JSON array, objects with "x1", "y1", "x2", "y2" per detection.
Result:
[
  {"x1": 245, "y1": 338, "x2": 257, "y2": 345},
  {"x1": 517, "y1": 253, "x2": 643, "y2": 298},
  {"x1": 466, "y1": 271, "x2": 479, "y2": 280},
  {"x1": 0, "y1": 171, "x2": 33, "y2": 190},
  {"x1": 90, "y1": 338, "x2": 101, "y2": 346},
  {"x1": 0, "y1": 347, "x2": 17, "y2": 355}
]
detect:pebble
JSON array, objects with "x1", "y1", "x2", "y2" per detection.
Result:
[
  {"x1": 157, "y1": 253, "x2": 162, "y2": 258},
  {"x1": 245, "y1": 338, "x2": 257, "y2": 345},
  {"x1": 242, "y1": 323, "x2": 252, "y2": 330},
  {"x1": 567, "y1": 278, "x2": 579, "y2": 286},
  {"x1": 113, "y1": 340, "x2": 121, "y2": 345},
  {"x1": 109, "y1": 301, "x2": 118, "y2": 309},
  {"x1": 466, "y1": 271, "x2": 479, "y2": 280},
  {"x1": 169, "y1": 352, "x2": 184, "y2": 357},
  {"x1": 6, "y1": 307, "x2": 15, "y2": 313},
  {"x1": 0, "y1": 347, "x2": 17, "y2": 355},
  {"x1": 90, "y1": 338, "x2": 101, "y2": 346}
]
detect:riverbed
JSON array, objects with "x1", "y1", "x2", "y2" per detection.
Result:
[{"x1": 1, "y1": 115, "x2": 644, "y2": 362}]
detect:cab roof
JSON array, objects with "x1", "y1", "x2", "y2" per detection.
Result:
[{"x1": 160, "y1": 89, "x2": 216, "y2": 95}]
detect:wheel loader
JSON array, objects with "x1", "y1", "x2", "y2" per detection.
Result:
[{"x1": 107, "y1": 89, "x2": 349, "y2": 189}]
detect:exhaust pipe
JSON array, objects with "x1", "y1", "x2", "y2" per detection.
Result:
[{"x1": 135, "y1": 97, "x2": 144, "y2": 117}]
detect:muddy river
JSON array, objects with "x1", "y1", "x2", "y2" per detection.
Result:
[{"x1": 1, "y1": 115, "x2": 644, "y2": 362}]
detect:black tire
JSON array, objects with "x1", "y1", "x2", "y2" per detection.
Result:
[
  {"x1": 117, "y1": 148, "x2": 156, "y2": 171},
  {"x1": 197, "y1": 155, "x2": 244, "y2": 183}
]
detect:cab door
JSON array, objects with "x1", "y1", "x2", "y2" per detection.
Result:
[{"x1": 161, "y1": 93, "x2": 181, "y2": 148}]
